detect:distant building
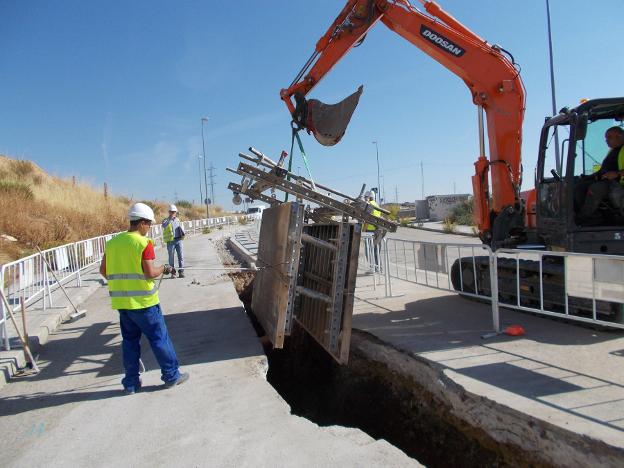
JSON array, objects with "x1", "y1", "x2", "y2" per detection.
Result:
[
  {"x1": 415, "y1": 200, "x2": 429, "y2": 220},
  {"x1": 426, "y1": 194, "x2": 471, "y2": 221},
  {"x1": 382, "y1": 196, "x2": 471, "y2": 222}
]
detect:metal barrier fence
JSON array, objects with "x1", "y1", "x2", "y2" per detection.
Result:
[
  {"x1": 0, "y1": 214, "x2": 251, "y2": 350},
  {"x1": 495, "y1": 248, "x2": 624, "y2": 330},
  {"x1": 360, "y1": 236, "x2": 624, "y2": 332}
]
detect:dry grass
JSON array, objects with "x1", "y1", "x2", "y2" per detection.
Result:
[
  {"x1": 0, "y1": 155, "x2": 224, "y2": 263},
  {"x1": 442, "y1": 218, "x2": 457, "y2": 233}
]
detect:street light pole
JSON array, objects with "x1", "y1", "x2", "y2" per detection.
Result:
[
  {"x1": 380, "y1": 175, "x2": 386, "y2": 204},
  {"x1": 372, "y1": 141, "x2": 381, "y2": 204},
  {"x1": 201, "y1": 117, "x2": 210, "y2": 218},
  {"x1": 198, "y1": 155, "x2": 203, "y2": 209}
]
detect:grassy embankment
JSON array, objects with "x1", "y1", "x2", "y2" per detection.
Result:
[{"x1": 0, "y1": 155, "x2": 222, "y2": 264}]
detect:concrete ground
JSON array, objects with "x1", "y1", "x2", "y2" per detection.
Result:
[
  {"x1": 0, "y1": 232, "x2": 418, "y2": 467},
  {"x1": 353, "y1": 271, "x2": 624, "y2": 452},
  {"x1": 0, "y1": 269, "x2": 105, "y2": 385}
]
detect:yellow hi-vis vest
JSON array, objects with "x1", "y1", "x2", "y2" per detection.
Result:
[
  {"x1": 364, "y1": 200, "x2": 381, "y2": 231},
  {"x1": 617, "y1": 146, "x2": 624, "y2": 186},
  {"x1": 593, "y1": 146, "x2": 624, "y2": 185},
  {"x1": 162, "y1": 220, "x2": 174, "y2": 243},
  {"x1": 105, "y1": 231, "x2": 159, "y2": 310}
]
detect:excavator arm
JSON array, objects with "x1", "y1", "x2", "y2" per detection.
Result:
[{"x1": 280, "y1": 0, "x2": 526, "y2": 245}]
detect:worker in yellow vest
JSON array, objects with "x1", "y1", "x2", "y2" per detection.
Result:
[
  {"x1": 363, "y1": 191, "x2": 381, "y2": 270},
  {"x1": 363, "y1": 191, "x2": 381, "y2": 232},
  {"x1": 162, "y1": 204, "x2": 185, "y2": 278},
  {"x1": 99, "y1": 203, "x2": 189, "y2": 394},
  {"x1": 575, "y1": 126, "x2": 624, "y2": 222}
]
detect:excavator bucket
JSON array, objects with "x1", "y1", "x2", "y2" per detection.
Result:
[{"x1": 304, "y1": 86, "x2": 363, "y2": 146}]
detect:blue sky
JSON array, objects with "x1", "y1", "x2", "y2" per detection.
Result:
[{"x1": 1, "y1": 0, "x2": 623, "y2": 209}]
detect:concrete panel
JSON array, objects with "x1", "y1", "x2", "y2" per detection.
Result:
[
  {"x1": 295, "y1": 222, "x2": 361, "y2": 364},
  {"x1": 251, "y1": 202, "x2": 303, "y2": 348}
]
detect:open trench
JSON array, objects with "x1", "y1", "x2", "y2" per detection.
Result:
[{"x1": 227, "y1": 270, "x2": 554, "y2": 468}]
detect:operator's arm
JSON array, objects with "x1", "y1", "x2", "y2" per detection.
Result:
[
  {"x1": 161, "y1": 217, "x2": 171, "y2": 228},
  {"x1": 99, "y1": 254, "x2": 107, "y2": 278},
  {"x1": 598, "y1": 149, "x2": 620, "y2": 180},
  {"x1": 602, "y1": 171, "x2": 621, "y2": 180}
]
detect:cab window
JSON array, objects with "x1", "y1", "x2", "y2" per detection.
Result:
[
  {"x1": 573, "y1": 119, "x2": 614, "y2": 176},
  {"x1": 541, "y1": 124, "x2": 570, "y2": 179}
]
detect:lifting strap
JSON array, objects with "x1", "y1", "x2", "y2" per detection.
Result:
[{"x1": 285, "y1": 126, "x2": 316, "y2": 202}]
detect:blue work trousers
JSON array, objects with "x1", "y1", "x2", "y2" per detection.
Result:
[
  {"x1": 118, "y1": 304, "x2": 180, "y2": 388},
  {"x1": 167, "y1": 240, "x2": 184, "y2": 269}
]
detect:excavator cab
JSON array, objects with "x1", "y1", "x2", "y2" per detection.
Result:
[{"x1": 536, "y1": 97, "x2": 624, "y2": 254}]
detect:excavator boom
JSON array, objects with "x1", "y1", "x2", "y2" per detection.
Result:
[{"x1": 280, "y1": 0, "x2": 526, "y2": 245}]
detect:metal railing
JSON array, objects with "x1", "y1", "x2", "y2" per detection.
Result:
[
  {"x1": 360, "y1": 237, "x2": 624, "y2": 332},
  {"x1": 495, "y1": 248, "x2": 624, "y2": 330},
  {"x1": 0, "y1": 214, "x2": 252, "y2": 350}
]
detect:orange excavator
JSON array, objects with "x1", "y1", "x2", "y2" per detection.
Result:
[
  {"x1": 281, "y1": 0, "x2": 624, "y2": 323},
  {"x1": 280, "y1": 0, "x2": 526, "y2": 248}
]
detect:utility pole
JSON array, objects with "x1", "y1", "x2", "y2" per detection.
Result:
[
  {"x1": 395, "y1": 185, "x2": 398, "y2": 204},
  {"x1": 453, "y1": 181, "x2": 456, "y2": 194},
  {"x1": 201, "y1": 117, "x2": 211, "y2": 218},
  {"x1": 546, "y1": 0, "x2": 561, "y2": 174}
]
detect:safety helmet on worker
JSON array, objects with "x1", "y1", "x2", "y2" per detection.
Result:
[
  {"x1": 364, "y1": 191, "x2": 372, "y2": 199},
  {"x1": 128, "y1": 203, "x2": 155, "y2": 222},
  {"x1": 169, "y1": 204, "x2": 178, "y2": 212}
]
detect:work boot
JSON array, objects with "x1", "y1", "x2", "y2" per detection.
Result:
[
  {"x1": 123, "y1": 379, "x2": 142, "y2": 395},
  {"x1": 178, "y1": 269, "x2": 185, "y2": 278},
  {"x1": 165, "y1": 372, "x2": 190, "y2": 388}
]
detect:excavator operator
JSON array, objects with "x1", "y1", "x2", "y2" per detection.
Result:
[{"x1": 575, "y1": 126, "x2": 624, "y2": 223}]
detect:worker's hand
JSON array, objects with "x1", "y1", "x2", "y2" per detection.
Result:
[
  {"x1": 163, "y1": 264, "x2": 174, "y2": 275},
  {"x1": 602, "y1": 171, "x2": 620, "y2": 181}
]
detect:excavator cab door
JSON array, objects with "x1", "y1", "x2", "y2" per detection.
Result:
[{"x1": 536, "y1": 122, "x2": 570, "y2": 249}]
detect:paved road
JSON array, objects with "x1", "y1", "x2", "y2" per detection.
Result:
[{"x1": 388, "y1": 226, "x2": 480, "y2": 244}]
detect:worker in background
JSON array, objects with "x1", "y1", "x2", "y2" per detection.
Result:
[
  {"x1": 363, "y1": 190, "x2": 381, "y2": 231},
  {"x1": 575, "y1": 126, "x2": 624, "y2": 222},
  {"x1": 162, "y1": 204, "x2": 185, "y2": 278},
  {"x1": 99, "y1": 202, "x2": 189, "y2": 394},
  {"x1": 363, "y1": 190, "x2": 381, "y2": 270}
]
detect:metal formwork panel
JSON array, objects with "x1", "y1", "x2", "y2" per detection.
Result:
[
  {"x1": 294, "y1": 222, "x2": 361, "y2": 364},
  {"x1": 251, "y1": 202, "x2": 304, "y2": 348}
]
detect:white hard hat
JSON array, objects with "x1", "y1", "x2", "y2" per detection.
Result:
[
  {"x1": 128, "y1": 203, "x2": 155, "y2": 222},
  {"x1": 168, "y1": 204, "x2": 178, "y2": 212},
  {"x1": 364, "y1": 191, "x2": 372, "y2": 198}
]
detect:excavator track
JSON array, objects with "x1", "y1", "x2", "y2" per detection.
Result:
[{"x1": 450, "y1": 256, "x2": 623, "y2": 325}]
